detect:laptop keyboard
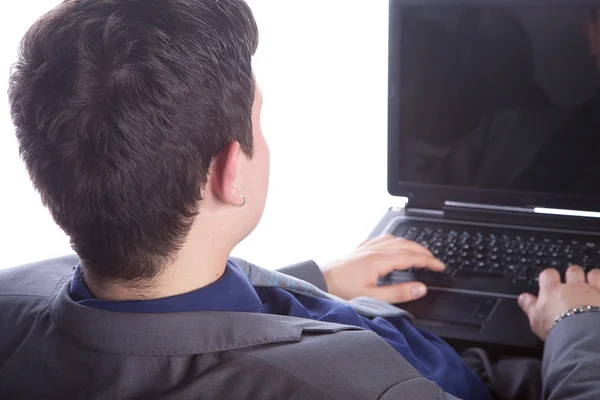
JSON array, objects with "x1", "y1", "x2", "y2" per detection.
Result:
[{"x1": 381, "y1": 223, "x2": 600, "y2": 296}]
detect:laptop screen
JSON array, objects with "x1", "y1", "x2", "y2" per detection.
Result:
[{"x1": 390, "y1": 2, "x2": 600, "y2": 210}]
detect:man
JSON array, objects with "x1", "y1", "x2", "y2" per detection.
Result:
[{"x1": 1, "y1": 1, "x2": 600, "y2": 399}]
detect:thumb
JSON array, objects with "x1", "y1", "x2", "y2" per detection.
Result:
[
  {"x1": 367, "y1": 282, "x2": 428, "y2": 304},
  {"x1": 518, "y1": 293, "x2": 537, "y2": 317}
]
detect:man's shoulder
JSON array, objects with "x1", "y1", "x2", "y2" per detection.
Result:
[
  {"x1": 0, "y1": 255, "x2": 77, "y2": 298},
  {"x1": 0, "y1": 256, "x2": 77, "y2": 377},
  {"x1": 239, "y1": 327, "x2": 448, "y2": 400}
]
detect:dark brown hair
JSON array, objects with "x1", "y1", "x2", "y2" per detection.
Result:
[{"x1": 9, "y1": 0, "x2": 258, "y2": 282}]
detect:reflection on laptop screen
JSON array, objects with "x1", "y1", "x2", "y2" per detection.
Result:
[{"x1": 397, "y1": 6, "x2": 600, "y2": 197}]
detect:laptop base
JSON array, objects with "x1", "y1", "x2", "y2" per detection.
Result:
[{"x1": 371, "y1": 207, "x2": 599, "y2": 352}]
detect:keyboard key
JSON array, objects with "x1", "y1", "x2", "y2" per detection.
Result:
[
  {"x1": 392, "y1": 224, "x2": 600, "y2": 296},
  {"x1": 513, "y1": 275, "x2": 529, "y2": 284},
  {"x1": 530, "y1": 276, "x2": 540, "y2": 286},
  {"x1": 461, "y1": 262, "x2": 477, "y2": 272},
  {"x1": 455, "y1": 270, "x2": 505, "y2": 279}
]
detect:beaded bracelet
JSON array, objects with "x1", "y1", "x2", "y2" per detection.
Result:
[{"x1": 553, "y1": 305, "x2": 600, "y2": 328}]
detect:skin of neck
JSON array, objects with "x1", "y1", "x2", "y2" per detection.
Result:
[{"x1": 83, "y1": 176, "x2": 253, "y2": 301}]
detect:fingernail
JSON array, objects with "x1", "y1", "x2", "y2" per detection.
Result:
[
  {"x1": 518, "y1": 294, "x2": 528, "y2": 307},
  {"x1": 435, "y1": 260, "x2": 446, "y2": 269},
  {"x1": 413, "y1": 285, "x2": 427, "y2": 298}
]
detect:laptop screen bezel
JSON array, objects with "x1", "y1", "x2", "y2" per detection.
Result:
[{"x1": 388, "y1": 0, "x2": 600, "y2": 211}]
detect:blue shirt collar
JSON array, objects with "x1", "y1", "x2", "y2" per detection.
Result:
[{"x1": 69, "y1": 260, "x2": 264, "y2": 313}]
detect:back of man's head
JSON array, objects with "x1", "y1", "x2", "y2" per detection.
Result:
[{"x1": 8, "y1": 0, "x2": 258, "y2": 282}]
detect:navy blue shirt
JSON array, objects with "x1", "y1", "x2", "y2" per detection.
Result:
[{"x1": 70, "y1": 261, "x2": 491, "y2": 399}]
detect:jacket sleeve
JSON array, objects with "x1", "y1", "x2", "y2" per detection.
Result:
[
  {"x1": 277, "y1": 261, "x2": 328, "y2": 293},
  {"x1": 542, "y1": 313, "x2": 600, "y2": 400}
]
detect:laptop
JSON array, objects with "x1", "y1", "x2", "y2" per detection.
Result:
[{"x1": 373, "y1": 0, "x2": 600, "y2": 354}]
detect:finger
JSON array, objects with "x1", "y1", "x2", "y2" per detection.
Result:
[
  {"x1": 374, "y1": 237, "x2": 433, "y2": 257},
  {"x1": 371, "y1": 245, "x2": 433, "y2": 259},
  {"x1": 366, "y1": 282, "x2": 428, "y2": 304},
  {"x1": 588, "y1": 268, "x2": 600, "y2": 289},
  {"x1": 538, "y1": 268, "x2": 561, "y2": 290},
  {"x1": 373, "y1": 252, "x2": 445, "y2": 275},
  {"x1": 518, "y1": 293, "x2": 538, "y2": 319},
  {"x1": 566, "y1": 265, "x2": 586, "y2": 284},
  {"x1": 358, "y1": 234, "x2": 395, "y2": 248}
]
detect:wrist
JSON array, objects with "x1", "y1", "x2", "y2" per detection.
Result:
[
  {"x1": 321, "y1": 265, "x2": 348, "y2": 299},
  {"x1": 553, "y1": 305, "x2": 600, "y2": 329},
  {"x1": 322, "y1": 268, "x2": 336, "y2": 296}
]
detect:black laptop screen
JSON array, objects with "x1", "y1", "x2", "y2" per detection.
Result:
[{"x1": 394, "y1": 5, "x2": 600, "y2": 200}]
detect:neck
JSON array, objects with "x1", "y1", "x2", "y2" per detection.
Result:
[{"x1": 84, "y1": 220, "x2": 237, "y2": 301}]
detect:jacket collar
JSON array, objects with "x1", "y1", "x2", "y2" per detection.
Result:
[{"x1": 49, "y1": 280, "x2": 361, "y2": 356}]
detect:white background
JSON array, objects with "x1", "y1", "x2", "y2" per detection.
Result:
[{"x1": 0, "y1": 1, "x2": 401, "y2": 270}]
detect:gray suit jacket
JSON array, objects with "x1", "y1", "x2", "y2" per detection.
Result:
[
  {"x1": 2, "y1": 256, "x2": 600, "y2": 399},
  {"x1": 0, "y1": 256, "x2": 457, "y2": 400},
  {"x1": 284, "y1": 261, "x2": 600, "y2": 400}
]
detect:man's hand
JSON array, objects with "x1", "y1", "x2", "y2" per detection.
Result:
[
  {"x1": 518, "y1": 266, "x2": 600, "y2": 341},
  {"x1": 321, "y1": 234, "x2": 445, "y2": 303}
]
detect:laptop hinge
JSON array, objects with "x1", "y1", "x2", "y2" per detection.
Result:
[
  {"x1": 405, "y1": 207, "x2": 444, "y2": 218},
  {"x1": 441, "y1": 201, "x2": 541, "y2": 226},
  {"x1": 405, "y1": 201, "x2": 530, "y2": 219},
  {"x1": 444, "y1": 201, "x2": 535, "y2": 217},
  {"x1": 406, "y1": 201, "x2": 600, "y2": 231}
]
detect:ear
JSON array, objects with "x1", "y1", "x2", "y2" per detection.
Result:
[{"x1": 208, "y1": 141, "x2": 245, "y2": 207}]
